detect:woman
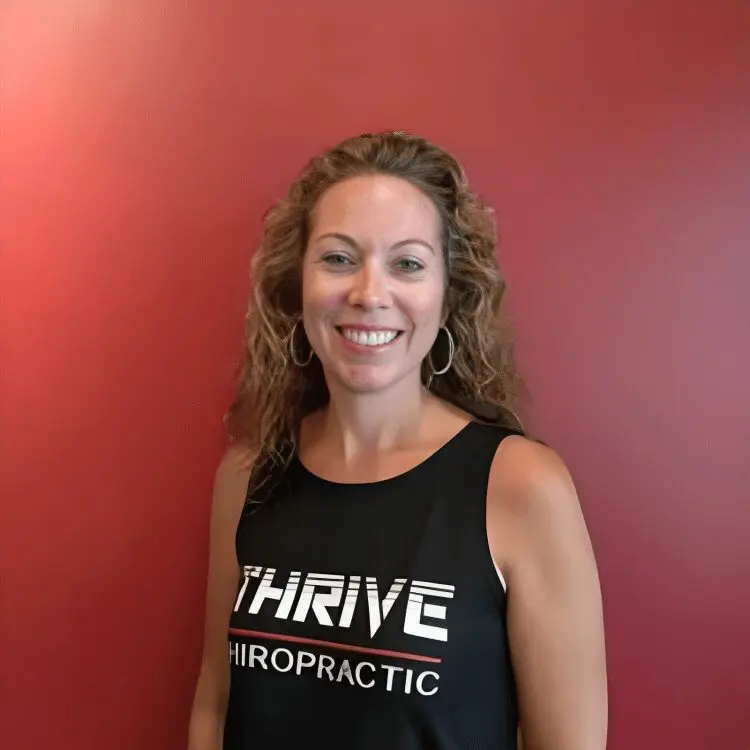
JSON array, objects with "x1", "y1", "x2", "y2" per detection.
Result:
[{"x1": 188, "y1": 132, "x2": 607, "y2": 750}]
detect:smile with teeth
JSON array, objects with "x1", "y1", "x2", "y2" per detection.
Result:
[{"x1": 339, "y1": 327, "x2": 402, "y2": 347}]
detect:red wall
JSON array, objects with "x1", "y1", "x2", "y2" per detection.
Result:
[{"x1": 2, "y1": 2, "x2": 748, "y2": 748}]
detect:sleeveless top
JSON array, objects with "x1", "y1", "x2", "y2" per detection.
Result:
[{"x1": 223, "y1": 421, "x2": 520, "y2": 750}]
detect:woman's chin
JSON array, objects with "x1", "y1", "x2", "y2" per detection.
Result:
[{"x1": 328, "y1": 362, "x2": 403, "y2": 395}]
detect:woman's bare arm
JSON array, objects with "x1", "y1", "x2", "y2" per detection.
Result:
[
  {"x1": 488, "y1": 437, "x2": 608, "y2": 750},
  {"x1": 188, "y1": 446, "x2": 253, "y2": 750}
]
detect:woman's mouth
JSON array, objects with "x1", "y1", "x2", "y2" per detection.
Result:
[{"x1": 336, "y1": 326, "x2": 404, "y2": 349}]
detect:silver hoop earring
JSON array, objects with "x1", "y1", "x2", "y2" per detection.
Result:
[
  {"x1": 429, "y1": 326, "x2": 455, "y2": 376},
  {"x1": 289, "y1": 320, "x2": 314, "y2": 367}
]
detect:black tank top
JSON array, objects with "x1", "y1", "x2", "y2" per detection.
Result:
[{"x1": 224, "y1": 421, "x2": 519, "y2": 750}]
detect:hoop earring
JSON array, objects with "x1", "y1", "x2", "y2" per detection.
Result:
[
  {"x1": 289, "y1": 320, "x2": 314, "y2": 367},
  {"x1": 428, "y1": 326, "x2": 455, "y2": 376}
]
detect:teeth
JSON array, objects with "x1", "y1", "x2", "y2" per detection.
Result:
[{"x1": 341, "y1": 328, "x2": 399, "y2": 346}]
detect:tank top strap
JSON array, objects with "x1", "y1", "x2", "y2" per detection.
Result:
[
  {"x1": 411, "y1": 420, "x2": 522, "y2": 603},
  {"x1": 447, "y1": 419, "x2": 523, "y2": 495}
]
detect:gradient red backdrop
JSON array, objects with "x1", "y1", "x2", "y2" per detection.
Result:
[{"x1": 2, "y1": 2, "x2": 748, "y2": 748}]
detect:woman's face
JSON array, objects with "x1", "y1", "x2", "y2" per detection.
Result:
[{"x1": 302, "y1": 174, "x2": 446, "y2": 394}]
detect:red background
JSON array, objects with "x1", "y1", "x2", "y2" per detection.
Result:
[{"x1": 2, "y1": 2, "x2": 748, "y2": 748}]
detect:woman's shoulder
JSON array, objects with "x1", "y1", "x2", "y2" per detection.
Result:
[
  {"x1": 485, "y1": 431, "x2": 594, "y2": 599},
  {"x1": 213, "y1": 441, "x2": 257, "y2": 506},
  {"x1": 486, "y1": 432, "x2": 581, "y2": 536}
]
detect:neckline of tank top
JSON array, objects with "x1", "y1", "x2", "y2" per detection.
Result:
[{"x1": 290, "y1": 419, "x2": 481, "y2": 488}]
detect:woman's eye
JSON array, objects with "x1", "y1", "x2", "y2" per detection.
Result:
[
  {"x1": 395, "y1": 257, "x2": 425, "y2": 273},
  {"x1": 321, "y1": 252, "x2": 354, "y2": 267}
]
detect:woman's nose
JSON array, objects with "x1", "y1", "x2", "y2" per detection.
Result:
[{"x1": 348, "y1": 265, "x2": 391, "y2": 310}]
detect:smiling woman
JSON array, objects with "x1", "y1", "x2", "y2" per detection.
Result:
[
  {"x1": 229, "y1": 132, "x2": 525, "y2": 456},
  {"x1": 188, "y1": 132, "x2": 607, "y2": 750}
]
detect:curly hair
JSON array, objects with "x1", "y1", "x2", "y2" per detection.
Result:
[{"x1": 225, "y1": 131, "x2": 526, "y2": 488}]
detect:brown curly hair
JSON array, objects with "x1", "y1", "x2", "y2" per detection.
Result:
[{"x1": 225, "y1": 131, "x2": 526, "y2": 486}]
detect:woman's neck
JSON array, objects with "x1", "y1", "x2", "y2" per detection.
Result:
[{"x1": 317, "y1": 376, "x2": 433, "y2": 461}]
